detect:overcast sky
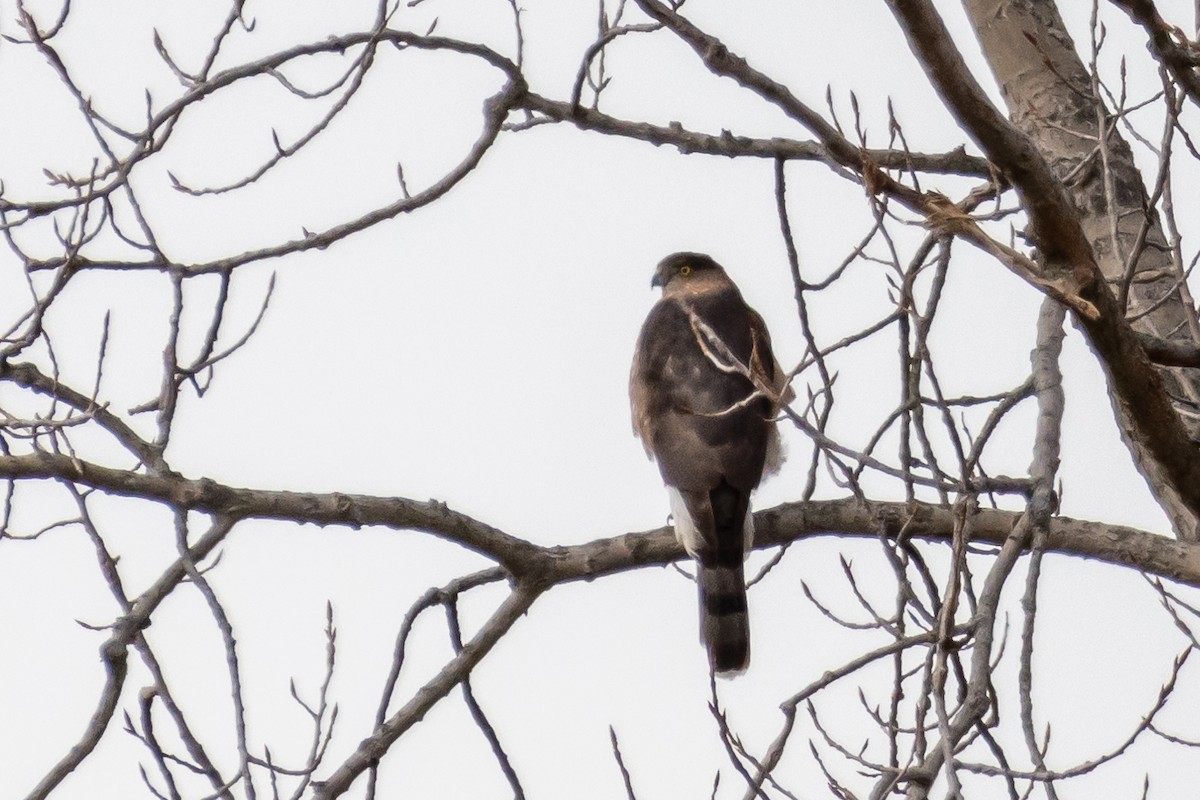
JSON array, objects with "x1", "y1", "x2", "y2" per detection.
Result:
[{"x1": 1, "y1": 1, "x2": 1199, "y2": 798}]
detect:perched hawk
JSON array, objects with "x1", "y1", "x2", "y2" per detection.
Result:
[{"x1": 630, "y1": 252, "x2": 787, "y2": 674}]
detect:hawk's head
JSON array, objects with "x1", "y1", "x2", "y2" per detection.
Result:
[{"x1": 651, "y1": 252, "x2": 724, "y2": 290}]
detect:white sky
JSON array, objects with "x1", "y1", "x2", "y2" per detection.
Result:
[{"x1": 1, "y1": 1, "x2": 1199, "y2": 798}]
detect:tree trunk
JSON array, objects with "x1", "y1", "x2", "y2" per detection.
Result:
[{"x1": 963, "y1": 0, "x2": 1200, "y2": 539}]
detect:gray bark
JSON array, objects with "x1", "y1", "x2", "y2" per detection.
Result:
[{"x1": 963, "y1": 0, "x2": 1200, "y2": 539}]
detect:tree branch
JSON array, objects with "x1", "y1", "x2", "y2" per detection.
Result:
[
  {"x1": 885, "y1": 0, "x2": 1200, "y2": 539},
  {"x1": 2, "y1": 449, "x2": 1198, "y2": 586},
  {"x1": 312, "y1": 582, "x2": 540, "y2": 799},
  {"x1": 1109, "y1": 0, "x2": 1200, "y2": 108},
  {"x1": 520, "y1": 92, "x2": 994, "y2": 176}
]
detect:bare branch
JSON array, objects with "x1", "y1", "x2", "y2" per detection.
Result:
[{"x1": 313, "y1": 582, "x2": 540, "y2": 799}]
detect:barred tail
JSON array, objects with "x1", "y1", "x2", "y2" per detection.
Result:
[
  {"x1": 699, "y1": 482, "x2": 750, "y2": 674},
  {"x1": 697, "y1": 557, "x2": 749, "y2": 673}
]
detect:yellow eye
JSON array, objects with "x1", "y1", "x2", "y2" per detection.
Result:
[{"x1": 679, "y1": 265, "x2": 692, "y2": 277}]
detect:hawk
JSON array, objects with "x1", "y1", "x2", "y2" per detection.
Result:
[{"x1": 630, "y1": 252, "x2": 788, "y2": 674}]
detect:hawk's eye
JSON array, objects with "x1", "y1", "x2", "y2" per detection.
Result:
[{"x1": 679, "y1": 265, "x2": 693, "y2": 277}]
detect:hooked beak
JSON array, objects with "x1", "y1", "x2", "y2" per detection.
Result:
[{"x1": 650, "y1": 271, "x2": 664, "y2": 289}]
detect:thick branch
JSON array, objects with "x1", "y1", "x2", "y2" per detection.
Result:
[
  {"x1": 0, "y1": 452, "x2": 542, "y2": 570},
  {"x1": 886, "y1": 1, "x2": 1094, "y2": 267},
  {"x1": 1137, "y1": 331, "x2": 1200, "y2": 366},
  {"x1": 1109, "y1": 0, "x2": 1200, "y2": 107},
  {"x1": 755, "y1": 501, "x2": 1200, "y2": 589},
  {"x1": 3, "y1": 450, "x2": 1199, "y2": 586},
  {"x1": 885, "y1": 0, "x2": 1200, "y2": 538}
]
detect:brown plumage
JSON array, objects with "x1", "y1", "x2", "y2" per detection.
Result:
[{"x1": 630, "y1": 252, "x2": 787, "y2": 674}]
